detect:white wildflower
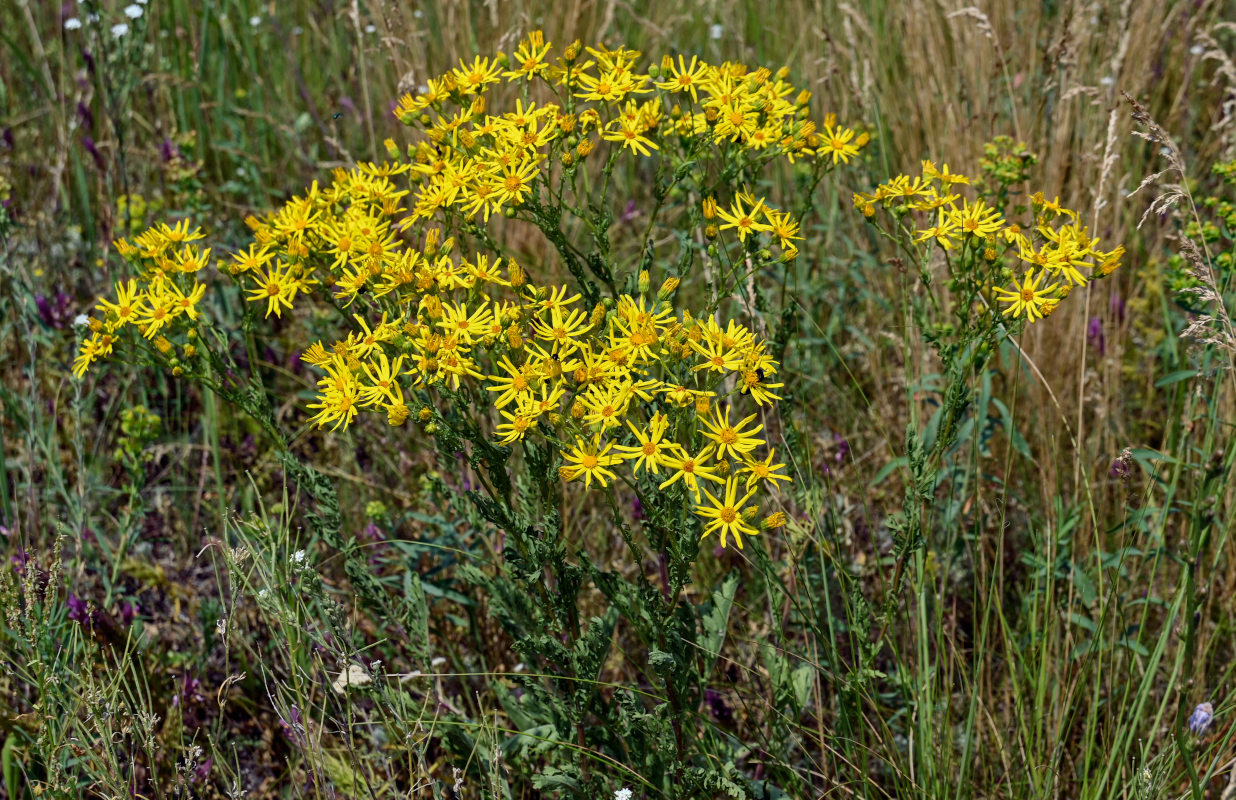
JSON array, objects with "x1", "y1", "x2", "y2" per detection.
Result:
[
  {"x1": 365, "y1": 23, "x2": 377, "y2": 34},
  {"x1": 73, "y1": 314, "x2": 90, "y2": 327},
  {"x1": 249, "y1": 15, "x2": 261, "y2": 26},
  {"x1": 331, "y1": 663, "x2": 371, "y2": 694},
  {"x1": 709, "y1": 23, "x2": 723, "y2": 40},
  {"x1": 64, "y1": 17, "x2": 82, "y2": 30},
  {"x1": 615, "y1": 789, "x2": 633, "y2": 800},
  {"x1": 124, "y1": 4, "x2": 143, "y2": 19},
  {"x1": 1190, "y1": 44, "x2": 1204, "y2": 55},
  {"x1": 111, "y1": 22, "x2": 129, "y2": 37}
]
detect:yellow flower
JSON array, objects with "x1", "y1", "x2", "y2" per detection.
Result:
[
  {"x1": 532, "y1": 305, "x2": 592, "y2": 356},
  {"x1": 660, "y1": 445, "x2": 723, "y2": 501},
  {"x1": 993, "y1": 269, "x2": 1059, "y2": 322},
  {"x1": 491, "y1": 157, "x2": 539, "y2": 208},
  {"x1": 495, "y1": 409, "x2": 537, "y2": 444},
  {"x1": 819, "y1": 123, "x2": 862, "y2": 165},
  {"x1": 763, "y1": 208, "x2": 802, "y2": 251},
  {"x1": 503, "y1": 31, "x2": 552, "y2": 81},
  {"x1": 452, "y1": 55, "x2": 503, "y2": 95},
  {"x1": 950, "y1": 198, "x2": 1004, "y2": 238},
  {"x1": 359, "y1": 352, "x2": 406, "y2": 408},
  {"x1": 246, "y1": 262, "x2": 303, "y2": 318},
  {"x1": 95, "y1": 279, "x2": 146, "y2": 331},
  {"x1": 561, "y1": 434, "x2": 623, "y2": 489},
  {"x1": 716, "y1": 195, "x2": 773, "y2": 242},
  {"x1": 740, "y1": 449, "x2": 792, "y2": 491},
  {"x1": 696, "y1": 477, "x2": 760, "y2": 549},
  {"x1": 700, "y1": 406, "x2": 765, "y2": 460},
  {"x1": 614, "y1": 414, "x2": 673, "y2": 475},
  {"x1": 655, "y1": 54, "x2": 707, "y2": 102},
  {"x1": 602, "y1": 119, "x2": 659, "y2": 157}
]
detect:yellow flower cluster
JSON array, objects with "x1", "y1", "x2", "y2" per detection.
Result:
[
  {"x1": 395, "y1": 32, "x2": 866, "y2": 223},
  {"x1": 76, "y1": 37, "x2": 841, "y2": 551},
  {"x1": 74, "y1": 221, "x2": 209, "y2": 377},
  {"x1": 298, "y1": 245, "x2": 791, "y2": 549},
  {"x1": 855, "y1": 162, "x2": 1124, "y2": 322}
]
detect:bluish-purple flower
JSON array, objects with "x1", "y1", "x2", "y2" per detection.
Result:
[{"x1": 1188, "y1": 702, "x2": 1214, "y2": 735}]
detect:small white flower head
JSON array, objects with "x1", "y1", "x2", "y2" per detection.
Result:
[
  {"x1": 249, "y1": 15, "x2": 261, "y2": 27},
  {"x1": 291, "y1": 549, "x2": 307, "y2": 564},
  {"x1": 331, "y1": 663, "x2": 371, "y2": 694},
  {"x1": 111, "y1": 22, "x2": 129, "y2": 37},
  {"x1": 1099, "y1": 75, "x2": 1114, "y2": 87},
  {"x1": 73, "y1": 314, "x2": 91, "y2": 327},
  {"x1": 64, "y1": 17, "x2": 83, "y2": 30},
  {"x1": 709, "y1": 23, "x2": 723, "y2": 40},
  {"x1": 1191, "y1": 44, "x2": 1205, "y2": 55},
  {"x1": 413, "y1": 8, "x2": 423, "y2": 18},
  {"x1": 137, "y1": 0, "x2": 148, "y2": 4},
  {"x1": 430, "y1": 656, "x2": 447, "y2": 668},
  {"x1": 124, "y1": 4, "x2": 143, "y2": 19},
  {"x1": 614, "y1": 789, "x2": 633, "y2": 800},
  {"x1": 365, "y1": 23, "x2": 377, "y2": 34}
]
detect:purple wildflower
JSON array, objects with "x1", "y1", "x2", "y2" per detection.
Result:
[
  {"x1": 1087, "y1": 316, "x2": 1105, "y2": 357},
  {"x1": 36, "y1": 293, "x2": 73, "y2": 329},
  {"x1": 834, "y1": 432, "x2": 850, "y2": 464},
  {"x1": 67, "y1": 592, "x2": 97, "y2": 629},
  {"x1": 81, "y1": 135, "x2": 106, "y2": 171},
  {"x1": 1188, "y1": 702, "x2": 1214, "y2": 735}
]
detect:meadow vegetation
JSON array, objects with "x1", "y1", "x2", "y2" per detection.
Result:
[{"x1": 2, "y1": 1, "x2": 1236, "y2": 798}]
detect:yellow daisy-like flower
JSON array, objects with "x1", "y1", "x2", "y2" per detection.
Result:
[
  {"x1": 716, "y1": 195, "x2": 773, "y2": 242},
  {"x1": 950, "y1": 198, "x2": 1004, "y2": 238},
  {"x1": 614, "y1": 413, "x2": 673, "y2": 475},
  {"x1": 659, "y1": 445, "x2": 723, "y2": 501},
  {"x1": 561, "y1": 434, "x2": 623, "y2": 489},
  {"x1": 246, "y1": 261, "x2": 302, "y2": 318},
  {"x1": 993, "y1": 269, "x2": 1059, "y2": 322},
  {"x1": 697, "y1": 477, "x2": 760, "y2": 549},
  {"x1": 700, "y1": 406, "x2": 765, "y2": 460}
]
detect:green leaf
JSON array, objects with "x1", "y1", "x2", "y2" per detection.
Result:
[
  {"x1": 1154, "y1": 369, "x2": 1197, "y2": 387},
  {"x1": 700, "y1": 571, "x2": 739, "y2": 678}
]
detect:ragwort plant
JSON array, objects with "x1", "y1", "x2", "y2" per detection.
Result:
[{"x1": 74, "y1": 34, "x2": 871, "y2": 795}]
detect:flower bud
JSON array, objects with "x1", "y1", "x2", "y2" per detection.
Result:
[
  {"x1": 762, "y1": 512, "x2": 787, "y2": 529},
  {"x1": 637, "y1": 270, "x2": 650, "y2": 294},
  {"x1": 387, "y1": 403, "x2": 410, "y2": 426},
  {"x1": 657, "y1": 277, "x2": 679, "y2": 299}
]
